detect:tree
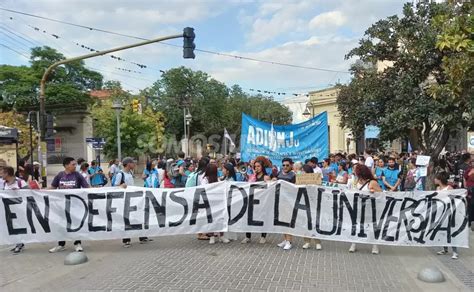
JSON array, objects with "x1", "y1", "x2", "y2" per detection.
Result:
[
  {"x1": 0, "y1": 111, "x2": 37, "y2": 158},
  {"x1": 0, "y1": 46, "x2": 103, "y2": 112},
  {"x1": 145, "y1": 67, "x2": 292, "y2": 154},
  {"x1": 91, "y1": 82, "x2": 165, "y2": 158},
  {"x1": 337, "y1": 1, "x2": 473, "y2": 159}
]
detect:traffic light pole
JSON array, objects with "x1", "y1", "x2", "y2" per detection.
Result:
[{"x1": 38, "y1": 32, "x2": 185, "y2": 185}]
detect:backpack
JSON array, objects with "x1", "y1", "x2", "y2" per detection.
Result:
[
  {"x1": 185, "y1": 171, "x2": 200, "y2": 187},
  {"x1": 111, "y1": 171, "x2": 125, "y2": 186}
]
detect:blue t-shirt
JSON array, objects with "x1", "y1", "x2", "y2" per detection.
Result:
[
  {"x1": 383, "y1": 168, "x2": 400, "y2": 190},
  {"x1": 330, "y1": 162, "x2": 339, "y2": 175},
  {"x1": 144, "y1": 168, "x2": 159, "y2": 188},
  {"x1": 375, "y1": 167, "x2": 386, "y2": 190},
  {"x1": 88, "y1": 166, "x2": 104, "y2": 186}
]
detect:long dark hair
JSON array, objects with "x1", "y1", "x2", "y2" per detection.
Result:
[
  {"x1": 197, "y1": 157, "x2": 210, "y2": 174},
  {"x1": 146, "y1": 161, "x2": 152, "y2": 172},
  {"x1": 223, "y1": 163, "x2": 237, "y2": 181},
  {"x1": 204, "y1": 164, "x2": 218, "y2": 183},
  {"x1": 354, "y1": 164, "x2": 375, "y2": 181},
  {"x1": 254, "y1": 160, "x2": 267, "y2": 176}
]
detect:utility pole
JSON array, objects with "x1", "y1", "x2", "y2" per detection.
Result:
[{"x1": 38, "y1": 29, "x2": 195, "y2": 184}]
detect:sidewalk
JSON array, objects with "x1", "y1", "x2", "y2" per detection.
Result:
[{"x1": 1, "y1": 232, "x2": 473, "y2": 291}]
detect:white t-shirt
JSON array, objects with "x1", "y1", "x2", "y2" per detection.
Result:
[
  {"x1": 313, "y1": 166, "x2": 323, "y2": 175},
  {"x1": 365, "y1": 156, "x2": 374, "y2": 169},
  {"x1": 112, "y1": 170, "x2": 134, "y2": 186},
  {"x1": 3, "y1": 178, "x2": 26, "y2": 190},
  {"x1": 80, "y1": 170, "x2": 90, "y2": 185},
  {"x1": 109, "y1": 164, "x2": 119, "y2": 176}
]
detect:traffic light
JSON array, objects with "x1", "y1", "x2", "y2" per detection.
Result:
[
  {"x1": 183, "y1": 27, "x2": 195, "y2": 59},
  {"x1": 45, "y1": 113, "x2": 56, "y2": 139},
  {"x1": 132, "y1": 99, "x2": 140, "y2": 112}
]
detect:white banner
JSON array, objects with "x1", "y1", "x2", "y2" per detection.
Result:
[{"x1": 0, "y1": 181, "x2": 469, "y2": 247}]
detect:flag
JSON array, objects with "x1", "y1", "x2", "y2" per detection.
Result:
[
  {"x1": 224, "y1": 128, "x2": 235, "y2": 148},
  {"x1": 269, "y1": 123, "x2": 277, "y2": 152},
  {"x1": 408, "y1": 141, "x2": 413, "y2": 153}
]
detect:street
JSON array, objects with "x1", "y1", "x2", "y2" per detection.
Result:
[{"x1": 1, "y1": 233, "x2": 473, "y2": 291}]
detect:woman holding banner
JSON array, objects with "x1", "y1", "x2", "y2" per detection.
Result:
[
  {"x1": 242, "y1": 160, "x2": 271, "y2": 244},
  {"x1": 349, "y1": 164, "x2": 382, "y2": 254}
]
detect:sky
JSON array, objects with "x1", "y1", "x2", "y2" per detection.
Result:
[{"x1": 0, "y1": 0, "x2": 406, "y2": 100}]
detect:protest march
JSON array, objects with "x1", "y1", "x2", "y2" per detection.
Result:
[{"x1": 1, "y1": 113, "x2": 472, "y2": 258}]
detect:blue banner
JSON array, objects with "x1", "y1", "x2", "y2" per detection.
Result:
[{"x1": 240, "y1": 112, "x2": 328, "y2": 166}]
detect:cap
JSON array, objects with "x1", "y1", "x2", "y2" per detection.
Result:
[
  {"x1": 351, "y1": 159, "x2": 359, "y2": 164},
  {"x1": 122, "y1": 157, "x2": 136, "y2": 166},
  {"x1": 33, "y1": 161, "x2": 40, "y2": 166},
  {"x1": 177, "y1": 160, "x2": 185, "y2": 167}
]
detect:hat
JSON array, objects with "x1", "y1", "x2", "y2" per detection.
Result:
[
  {"x1": 33, "y1": 161, "x2": 40, "y2": 166},
  {"x1": 177, "y1": 160, "x2": 185, "y2": 167},
  {"x1": 351, "y1": 159, "x2": 359, "y2": 165},
  {"x1": 122, "y1": 157, "x2": 136, "y2": 166}
]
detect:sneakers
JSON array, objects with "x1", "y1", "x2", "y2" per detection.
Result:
[
  {"x1": 452, "y1": 252, "x2": 459, "y2": 259},
  {"x1": 12, "y1": 243, "x2": 24, "y2": 254},
  {"x1": 49, "y1": 245, "x2": 66, "y2": 253},
  {"x1": 241, "y1": 237, "x2": 250, "y2": 244},
  {"x1": 74, "y1": 243, "x2": 83, "y2": 252},
  {"x1": 123, "y1": 242, "x2": 132, "y2": 248},
  {"x1": 283, "y1": 241, "x2": 292, "y2": 250},
  {"x1": 277, "y1": 240, "x2": 288, "y2": 248},
  {"x1": 209, "y1": 236, "x2": 216, "y2": 244},
  {"x1": 437, "y1": 249, "x2": 447, "y2": 255},
  {"x1": 316, "y1": 243, "x2": 322, "y2": 250},
  {"x1": 219, "y1": 237, "x2": 230, "y2": 244},
  {"x1": 302, "y1": 242, "x2": 311, "y2": 249},
  {"x1": 371, "y1": 245, "x2": 379, "y2": 255},
  {"x1": 349, "y1": 243, "x2": 356, "y2": 253},
  {"x1": 139, "y1": 238, "x2": 153, "y2": 244},
  {"x1": 259, "y1": 237, "x2": 266, "y2": 244}
]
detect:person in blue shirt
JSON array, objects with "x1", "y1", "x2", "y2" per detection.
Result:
[
  {"x1": 88, "y1": 160, "x2": 106, "y2": 187},
  {"x1": 329, "y1": 155, "x2": 339, "y2": 176},
  {"x1": 142, "y1": 161, "x2": 159, "y2": 188},
  {"x1": 374, "y1": 158, "x2": 386, "y2": 190},
  {"x1": 382, "y1": 157, "x2": 401, "y2": 191}
]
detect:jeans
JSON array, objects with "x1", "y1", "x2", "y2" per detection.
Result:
[
  {"x1": 443, "y1": 246, "x2": 458, "y2": 253},
  {"x1": 58, "y1": 240, "x2": 81, "y2": 246}
]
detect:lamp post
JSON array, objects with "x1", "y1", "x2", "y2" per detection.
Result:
[
  {"x1": 185, "y1": 110, "x2": 192, "y2": 157},
  {"x1": 26, "y1": 111, "x2": 35, "y2": 165},
  {"x1": 111, "y1": 101, "x2": 124, "y2": 161}
]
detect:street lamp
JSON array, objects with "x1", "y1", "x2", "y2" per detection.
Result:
[
  {"x1": 111, "y1": 101, "x2": 124, "y2": 161},
  {"x1": 184, "y1": 109, "x2": 192, "y2": 157}
]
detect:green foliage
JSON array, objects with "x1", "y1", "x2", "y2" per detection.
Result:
[
  {"x1": 92, "y1": 86, "x2": 165, "y2": 158},
  {"x1": 0, "y1": 46, "x2": 103, "y2": 112},
  {"x1": 337, "y1": 1, "x2": 473, "y2": 158},
  {"x1": 146, "y1": 67, "x2": 292, "y2": 152}
]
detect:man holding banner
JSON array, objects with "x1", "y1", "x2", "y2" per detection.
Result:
[{"x1": 49, "y1": 157, "x2": 89, "y2": 253}]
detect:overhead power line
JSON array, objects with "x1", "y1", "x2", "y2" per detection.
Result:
[
  {"x1": 0, "y1": 43, "x2": 30, "y2": 58},
  {"x1": 0, "y1": 7, "x2": 350, "y2": 74}
]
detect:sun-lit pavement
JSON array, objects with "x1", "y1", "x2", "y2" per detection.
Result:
[{"x1": 1, "y1": 232, "x2": 473, "y2": 291}]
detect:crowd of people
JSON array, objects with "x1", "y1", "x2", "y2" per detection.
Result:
[{"x1": 1, "y1": 149, "x2": 473, "y2": 259}]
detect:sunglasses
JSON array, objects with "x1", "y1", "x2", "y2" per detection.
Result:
[{"x1": 282, "y1": 164, "x2": 291, "y2": 167}]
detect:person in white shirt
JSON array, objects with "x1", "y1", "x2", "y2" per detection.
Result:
[
  {"x1": 113, "y1": 157, "x2": 150, "y2": 247},
  {"x1": 310, "y1": 157, "x2": 323, "y2": 175},
  {"x1": 2, "y1": 166, "x2": 27, "y2": 254},
  {"x1": 364, "y1": 149, "x2": 375, "y2": 169},
  {"x1": 108, "y1": 159, "x2": 120, "y2": 181}
]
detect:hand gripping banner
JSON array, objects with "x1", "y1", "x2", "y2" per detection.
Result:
[{"x1": 0, "y1": 181, "x2": 469, "y2": 247}]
